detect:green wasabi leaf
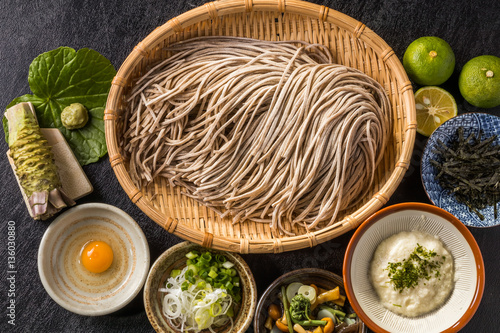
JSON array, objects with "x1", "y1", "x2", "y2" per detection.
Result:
[{"x1": 3, "y1": 47, "x2": 116, "y2": 165}]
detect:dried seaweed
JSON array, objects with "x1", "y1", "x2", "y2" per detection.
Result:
[{"x1": 430, "y1": 126, "x2": 500, "y2": 220}]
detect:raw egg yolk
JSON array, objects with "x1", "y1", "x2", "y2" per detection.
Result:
[{"x1": 81, "y1": 241, "x2": 114, "y2": 273}]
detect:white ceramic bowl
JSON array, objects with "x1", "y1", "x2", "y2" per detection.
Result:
[
  {"x1": 343, "y1": 203, "x2": 484, "y2": 333},
  {"x1": 38, "y1": 203, "x2": 150, "y2": 315}
]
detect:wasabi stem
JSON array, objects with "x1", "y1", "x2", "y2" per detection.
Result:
[{"x1": 6, "y1": 102, "x2": 75, "y2": 219}]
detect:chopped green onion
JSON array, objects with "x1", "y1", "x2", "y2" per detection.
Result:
[
  {"x1": 188, "y1": 264, "x2": 199, "y2": 274},
  {"x1": 209, "y1": 302, "x2": 222, "y2": 317},
  {"x1": 215, "y1": 254, "x2": 226, "y2": 264},
  {"x1": 186, "y1": 251, "x2": 199, "y2": 260},
  {"x1": 217, "y1": 275, "x2": 230, "y2": 283},
  {"x1": 177, "y1": 250, "x2": 241, "y2": 304},
  {"x1": 222, "y1": 261, "x2": 234, "y2": 269},
  {"x1": 185, "y1": 269, "x2": 196, "y2": 284},
  {"x1": 170, "y1": 269, "x2": 181, "y2": 278},
  {"x1": 226, "y1": 305, "x2": 234, "y2": 317},
  {"x1": 200, "y1": 252, "x2": 212, "y2": 263},
  {"x1": 232, "y1": 277, "x2": 240, "y2": 287}
]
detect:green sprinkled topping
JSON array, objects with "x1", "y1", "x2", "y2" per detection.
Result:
[{"x1": 386, "y1": 244, "x2": 445, "y2": 293}]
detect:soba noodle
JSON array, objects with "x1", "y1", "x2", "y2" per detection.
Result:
[{"x1": 121, "y1": 37, "x2": 391, "y2": 234}]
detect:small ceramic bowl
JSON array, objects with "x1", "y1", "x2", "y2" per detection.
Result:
[
  {"x1": 38, "y1": 203, "x2": 150, "y2": 315},
  {"x1": 144, "y1": 241, "x2": 257, "y2": 333},
  {"x1": 421, "y1": 112, "x2": 500, "y2": 227},
  {"x1": 254, "y1": 268, "x2": 366, "y2": 333},
  {"x1": 343, "y1": 202, "x2": 485, "y2": 333}
]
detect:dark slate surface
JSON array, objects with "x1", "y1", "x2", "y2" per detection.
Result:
[{"x1": 1, "y1": 0, "x2": 499, "y2": 332}]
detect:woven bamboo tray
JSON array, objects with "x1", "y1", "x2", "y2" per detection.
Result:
[{"x1": 105, "y1": 0, "x2": 416, "y2": 254}]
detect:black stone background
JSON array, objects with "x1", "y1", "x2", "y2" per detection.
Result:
[{"x1": 1, "y1": 0, "x2": 499, "y2": 332}]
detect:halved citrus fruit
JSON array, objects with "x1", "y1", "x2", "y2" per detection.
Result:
[{"x1": 415, "y1": 86, "x2": 457, "y2": 136}]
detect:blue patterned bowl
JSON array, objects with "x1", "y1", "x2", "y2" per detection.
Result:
[{"x1": 421, "y1": 113, "x2": 500, "y2": 227}]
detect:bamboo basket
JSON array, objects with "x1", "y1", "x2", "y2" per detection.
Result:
[{"x1": 105, "y1": 0, "x2": 416, "y2": 254}]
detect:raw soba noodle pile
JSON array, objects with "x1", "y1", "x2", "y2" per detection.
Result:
[{"x1": 122, "y1": 37, "x2": 391, "y2": 234}]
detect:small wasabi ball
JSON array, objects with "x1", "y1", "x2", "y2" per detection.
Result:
[{"x1": 61, "y1": 103, "x2": 89, "y2": 129}]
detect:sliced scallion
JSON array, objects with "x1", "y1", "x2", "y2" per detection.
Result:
[
  {"x1": 170, "y1": 269, "x2": 181, "y2": 278},
  {"x1": 222, "y1": 261, "x2": 234, "y2": 269},
  {"x1": 186, "y1": 251, "x2": 199, "y2": 260}
]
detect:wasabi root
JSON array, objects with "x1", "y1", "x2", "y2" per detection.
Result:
[{"x1": 6, "y1": 102, "x2": 75, "y2": 219}]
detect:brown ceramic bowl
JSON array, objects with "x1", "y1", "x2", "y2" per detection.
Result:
[
  {"x1": 253, "y1": 268, "x2": 366, "y2": 333},
  {"x1": 343, "y1": 203, "x2": 485, "y2": 333},
  {"x1": 144, "y1": 241, "x2": 257, "y2": 333}
]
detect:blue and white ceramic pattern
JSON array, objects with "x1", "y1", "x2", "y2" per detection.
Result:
[{"x1": 421, "y1": 113, "x2": 500, "y2": 227}]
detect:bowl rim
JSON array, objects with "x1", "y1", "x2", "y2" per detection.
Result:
[
  {"x1": 37, "y1": 203, "x2": 150, "y2": 316},
  {"x1": 420, "y1": 112, "x2": 500, "y2": 228},
  {"x1": 342, "y1": 202, "x2": 485, "y2": 333},
  {"x1": 253, "y1": 267, "x2": 366, "y2": 333},
  {"x1": 143, "y1": 241, "x2": 257, "y2": 333}
]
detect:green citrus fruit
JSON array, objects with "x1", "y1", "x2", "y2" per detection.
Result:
[
  {"x1": 415, "y1": 86, "x2": 457, "y2": 136},
  {"x1": 458, "y1": 55, "x2": 500, "y2": 108},
  {"x1": 403, "y1": 37, "x2": 455, "y2": 86}
]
